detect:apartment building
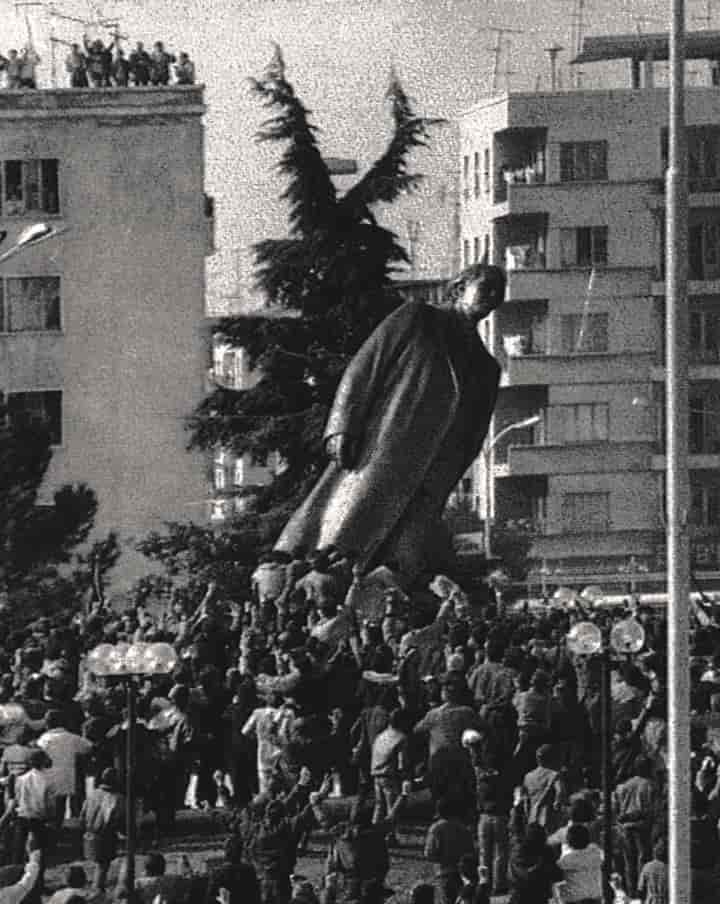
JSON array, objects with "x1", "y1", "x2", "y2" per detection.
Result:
[
  {"x1": 0, "y1": 86, "x2": 213, "y2": 583},
  {"x1": 458, "y1": 32, "x2": 720, "y2": 591}
]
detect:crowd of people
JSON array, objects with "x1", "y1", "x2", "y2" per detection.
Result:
[
  {"x1": 0, "y1": 38, "x2": 195, "y2": 91},
  {"x1": 0, "y1": 544, "x2": 716, "y2": 904}
]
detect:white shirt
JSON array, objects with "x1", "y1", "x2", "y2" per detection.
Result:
[
  {"x1": 15, "y1": 769, "x2": 52, "y2": 820},
  {"x1": 37, "y1": 728, "x2": 93, "y2": 797},
  {"x1": 557, "y1": 843, "x2": 604, "y2": 902}
]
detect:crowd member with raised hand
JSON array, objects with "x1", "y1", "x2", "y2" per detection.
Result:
[{"x1": 65, "y1": 44, "x2": 87, "y2": 88}]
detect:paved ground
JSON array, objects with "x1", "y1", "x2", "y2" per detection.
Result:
[{"x1": 41, "y1": 797, "x2": 471, "y2": 902}]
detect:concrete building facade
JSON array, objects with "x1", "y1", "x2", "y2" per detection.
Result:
[
  {"x1": 459, "y1": 77, "x2": 720, "y2": 591},
  {"x1": 0, "y1": 87, "x2": 212, "y2": 582}
]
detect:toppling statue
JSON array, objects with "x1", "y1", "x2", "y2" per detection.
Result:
[{"x1": 275, "y1": 263, "x2": 506, "y2": 584}]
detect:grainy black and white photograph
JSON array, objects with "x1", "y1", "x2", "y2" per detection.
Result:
[{"x1": 0, "y1": 0, "x2": 709, "y2": 901}]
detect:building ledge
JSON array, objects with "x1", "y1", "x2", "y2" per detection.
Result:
[
  {"x1": 651, "y1": 452, "x2": 720, "y2": 469},
  {"x1": 651, "y1": 278, "x2": 720, "y2": 296},
  {"x1": 0, "y1": 86, "x2": 205, "y2": 120}
]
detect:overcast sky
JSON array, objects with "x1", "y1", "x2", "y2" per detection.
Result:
[{"x1": 0, "y1": 0, "x2": 691, "y2": 300}]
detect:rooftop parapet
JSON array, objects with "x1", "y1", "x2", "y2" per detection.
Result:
[{"x1": 0, "y1": 85, "x2": 205, "y2": 120}]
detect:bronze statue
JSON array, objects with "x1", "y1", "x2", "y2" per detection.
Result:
[{"x1": 275, "y1": 263, "x2": 506, "y2": 583}]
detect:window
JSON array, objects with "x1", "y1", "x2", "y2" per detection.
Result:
[
  {"x1": 560, "y1": 227, "x2": 608, "y2": 268},
  {"x1": 558, "y1": 403, "x2": 609, "y2": 443},
  {"x1": 463, "y1": 238, "x2": 470, "y2": 268},
  {"x1": 214, "y1": 465, "x2": 226, "y2": 491},
  {"x1": 473, "y1": 152, "x2": 480, "y2": 197},
  {"x1": 6, "y1": 390, "x2": 62, "y2": 444},
  {"x1": 687, "y1": 128, "x2": 720, "y2": 191},
  {"x1": 559, "y1": 141, "x2": 608, "y2": 182},
  {"x1": 0, "y1": 276, "x2": 60, "y2": 332},
  {"x1": 560, "y1": 313, "x2": 609, "y2": 353},
  {"x1": 473, "y1": 236, "x2": 480, "y2": 263},
  {"x1": 689, "y1": 222, "x2": 720, "y2": 280},
  {"x1": 234, "y1": 457, "x2": 245, "y2": 486},
  {"x1": 691, "y1": 310, "x2": 720, "y2": 360},
  {"x1": 1, "y1": 159, "x2": 59, "y2": 216},
  {"x1": 691, "y1": 485, "x2": 720, "y2": 526},
  {"x1": 483, "y1": 148, "x2": 491, "y2": 194},
  {"x1": 561, "y1": 492, "x2": 610, "y2": 532},
  {"x1": 690, "y1": 396, "x2": 707, "y2": 453},
  {"x1": 462, "y1": 155, "x2": 469, "y2": 202}
]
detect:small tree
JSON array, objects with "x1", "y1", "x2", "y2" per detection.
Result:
[
  {"x1": 0, "y1": 406, "x2": 117, "y2": 623},
  {"x1": 188, "y1": 47, "x2": 428, "y2": 543}
]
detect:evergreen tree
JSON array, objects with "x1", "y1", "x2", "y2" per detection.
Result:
[
  {"x1": 188, "y1": 47, "x2": 429, "y2": 543},
  {"x1": 0, "y1": 404, "x2": 117, "y2": 622}
]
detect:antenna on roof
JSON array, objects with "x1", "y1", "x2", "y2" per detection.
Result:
[
  {"x1": 570, "y1": 0, "x2": 591, "y2": 87},
  {"x1": 481, "y1": 25, "x2": 523, "y2": 93},
  {"x1": 545, "y1": 44, "x2": 565, "y2": 91}
]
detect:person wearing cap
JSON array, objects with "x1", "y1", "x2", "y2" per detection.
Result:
[{"x1": 78, "y1": 768, "x2": 122, "y2": 892}]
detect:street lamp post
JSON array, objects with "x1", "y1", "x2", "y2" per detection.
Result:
[
  {"x1": 0, "y1": 222, "x2": 68, "y2": 265},
  {"x1": 483, "y1": 413, "x2": 541, "y2": 560},
  {"x1": 566, "y1": 613, "x2": 646, "y2": 904},
  {"x1": 667, "y1": 0, "x2": 691, "y2": 899},
  {"x1": 86, "y1": 642, "x2": 177, "y2": 894}
]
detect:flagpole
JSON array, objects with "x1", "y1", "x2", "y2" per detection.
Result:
[{"x1": 666, "y1": 0, "x2": 691, "y2": 902}]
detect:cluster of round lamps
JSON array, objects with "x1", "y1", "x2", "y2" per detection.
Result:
[
  {"x1": 86, "y1": 642, "x2": 178, "y2": 676},
  {"x1": 553, "y1": 585, "x2": 646, "y2": 656}
]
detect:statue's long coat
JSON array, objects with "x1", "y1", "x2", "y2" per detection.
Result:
[{"x1": 275, "y1": 300, "x2": 501, "y2": 579}]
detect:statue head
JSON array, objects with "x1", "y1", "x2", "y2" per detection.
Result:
[{"x1": 446, "y1": 263, "x2": 506, "y2": 324}]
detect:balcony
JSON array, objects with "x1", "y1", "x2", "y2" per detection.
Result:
[
  {"x1": 647, "y1": 175, "x2": 720, "y2": 208},
  {"x1": 507, "y1": 441, "x2": 652, "y2": 476},
  {"x1": 651, "y1": 451, "x2": 720, "y2": 470},
  {"x1": 651, "y1": 359, "x2": 720, "y2": 381},
  {"x1": 505, "y1": 266, "x2": 654, "y2": 302},
  {"x1": 495, "y1": 164, "x2": 546, "y2": 203},
  {"x1": 502, "y1": 351, "x2": 656, "y2": 387},
  {"x1": 651, "y1": 277, "x2": 720, "y2": 296},
  {"x1": 531, "y1": 529, "x2": 660, "y2": 561}
]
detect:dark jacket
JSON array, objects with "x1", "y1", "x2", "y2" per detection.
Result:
[{"x1": 508, "y1": 845, "x2": 564, "y2": 904}]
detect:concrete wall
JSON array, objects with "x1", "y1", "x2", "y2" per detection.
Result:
[{"x1": 0, "y1": 88, "x2": 209, "y2": 583}]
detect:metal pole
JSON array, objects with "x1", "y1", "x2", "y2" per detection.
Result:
[
  {"x1": 484, "y1": 442, "x2": 493, "y2": 561},
  {"x1": 125, "y1": 679, "x2": 136, "y2": 894},
  {"x1": 600, "y1": 643, "x2": 613, "y2": 904},
  {"x1": 667, "y1": 0, "x2": 691, "y2": 901}
]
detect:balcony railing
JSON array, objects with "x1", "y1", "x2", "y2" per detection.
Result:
[{"x1": 495, "y1": 165, "x2": 546, "y2": 202}]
